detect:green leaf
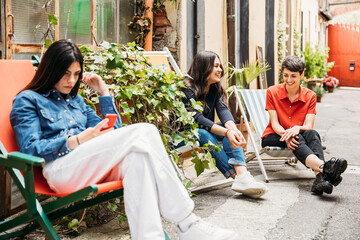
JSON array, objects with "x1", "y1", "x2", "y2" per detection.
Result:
[
  {"x1": 101, "y1": 41, "x2": 111, "y2": 49},
  {"x1": 136, "y1": 99, "x2": 143, "y2": 108},
  {"x1": 44, "y1": 39, "x2": 53, "y2": 48},
  {"x1": 146, "y1": 114, "x2": 155, "y2": 121},
  {"x1": 120, "y1": 102, "x2": 130, "y2": 111},
  {"x1": 192, "y1": 157, "x2": 204, "y2": 177},
  {"x1": 79, "y1": 45, "x2": 93, "y2": 55},
  {"x1": 190, "y1": 99, "x2": 203, "y2": 112},
  {"x1": 171, "y1": 133, "x2": 183, "y2": 146},
  {"x1": 33, "y1": 24, "x2": 40, "y2": 33},
  {"x1": 47, "y1": 14, "x2": 59, "y2": 25},
  {"x1": 117, "y1": 214, "x2": 128, "y2": 224},
  {"x1": 206, "y1": 151, "x2": 216, "y2": 168},
  {"x1": 68, "y1": 218, "x2": 79, "y2": 230},
  {"x1": 127, "y1": 42, "x2": 136, "y2": 47},
  {"x1": 185, "y1": 180, "x2": 192, "y2": 189},
  {"x1": 108, "y1": 202, "x2": 118, "y2": 212}
]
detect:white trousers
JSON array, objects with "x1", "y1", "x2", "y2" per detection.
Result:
[{"x1": 43, "y1": 123, "x2": 194, "y2": 240}]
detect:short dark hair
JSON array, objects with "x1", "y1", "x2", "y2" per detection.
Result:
[
  {"x1": 22, "y1": 39, "x2": 83, "y2": 98},
  {"x1": 281, "y1": 56, "x2": 305, "y2": 74}
]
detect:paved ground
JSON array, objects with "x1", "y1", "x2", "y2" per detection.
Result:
[{"x1": 74, "y1": 87, "x2": 360, "y2": 240}]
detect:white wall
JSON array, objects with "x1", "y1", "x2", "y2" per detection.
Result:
[
  {"x1": 249, "y1": 0, "x2": 266, "y2": 88},
  {"x1": 301, "y1": 0, "x2": 320, "y2": 48},
  {"x1": 204, "y1": 0, "x2": 228, "y2": 67}
]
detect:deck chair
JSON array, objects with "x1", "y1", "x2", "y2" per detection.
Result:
[
  {"x1": 143, "y1": 47, "x2": 184, "y2": 77},
  {"x1": 232, "y1": 87, "x2": 297, "y2": 182},
  {"x1": 0, "y1": 60, "x2": 170, "y2": 240}
]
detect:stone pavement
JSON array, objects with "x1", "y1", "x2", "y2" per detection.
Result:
[{"x1": 74, "y1": 87, "x2": 360, "y2": 240}]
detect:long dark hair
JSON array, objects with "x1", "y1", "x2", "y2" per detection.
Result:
[
  {"x1": 184, "y1": 51, "x2": 227, "y2": 106},
  {"x1": 22, "y1": 39, "x2": 83, "y2": 98}
]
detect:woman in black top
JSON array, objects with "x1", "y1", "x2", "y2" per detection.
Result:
[{"x1": 182, "y1": 51, "x2": 268, "y2": 197}]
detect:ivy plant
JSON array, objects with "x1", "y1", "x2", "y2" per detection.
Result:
[
  {"x1": 79, "y1": 41, "x2": 216, "y2": 178},
  {"x1": 302, "y1": 43, "x2": 334, "y2": 79}
]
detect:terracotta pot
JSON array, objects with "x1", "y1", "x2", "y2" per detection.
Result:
[
  {"x1": 328, "y1": 86, "x2": 334, "y2": 93},
  {"x1": 316, "y1": 97, "x2": 321, "y2": 102},
  {"x1": 307, "y1": 81, "x2": 316, "y2": 90}
]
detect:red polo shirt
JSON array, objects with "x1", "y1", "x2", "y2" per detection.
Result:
[{"x1": 261, "y1": 83, "x2": 317, "y2": 138}]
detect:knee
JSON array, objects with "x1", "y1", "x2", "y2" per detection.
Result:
[
  {"x1": 303, "y1": 129, "x2": 321, "y2": 140},
  {"x1": 123, "y1": 123, "x2": 161, "y2": 145},
  {"x1": 134, "y1": 123, "x2": 159, "y2": 136},
  {"x1": 198, "y1": 129, "x2": 214, "y2": 142}
]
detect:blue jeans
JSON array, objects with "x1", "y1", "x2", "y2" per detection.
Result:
[{"x1": 197, "y1": 125, "x2": 247, "y2": 178}]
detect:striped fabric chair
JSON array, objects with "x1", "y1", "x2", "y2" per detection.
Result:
[{"x1": 232, "y1": 87, "x2": 297, "y2": 182}]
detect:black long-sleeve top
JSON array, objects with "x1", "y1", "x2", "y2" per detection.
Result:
[{"x1": 182, "y1": 84, "x2": 234, "y2": 131}]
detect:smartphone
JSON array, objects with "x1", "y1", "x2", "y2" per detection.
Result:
[{"x1": 101, "y1": 114, "x2": 118, "y2": 130}]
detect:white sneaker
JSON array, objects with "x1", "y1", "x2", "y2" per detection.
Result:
[
  {"x1": 231, "y1": 171, "x2": 268, "y2": 197},
  {"x1": 178, "y1": 219, "x2": 238, "y2": 240}
]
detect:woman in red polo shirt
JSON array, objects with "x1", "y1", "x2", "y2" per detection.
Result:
[{"x1": 261, "y1": 56, "x2": 347, "y2": 195}]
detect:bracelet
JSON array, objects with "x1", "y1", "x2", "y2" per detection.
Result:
[
  {"x1": 225, "y1": 129, "x2": 230, "y2": 138},
  {"x1": 76, "y1": 135, "x2": 81, "y2": 145}
]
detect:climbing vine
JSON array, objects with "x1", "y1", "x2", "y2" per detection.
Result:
[{"x1": 293, "y1": 25, "x2": 302, "y2": 57}]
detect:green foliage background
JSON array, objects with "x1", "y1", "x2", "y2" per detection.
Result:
[
  {"x1": 302, "y1": 43, "x2": 334, "y2": 79},
  {"x1": 79, "y1": 41, "x2": 216, "y2": 178}
]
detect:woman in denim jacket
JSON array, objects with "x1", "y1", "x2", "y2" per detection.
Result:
[
  {"x1": 182, "y1": 51, "x2": 268, "y2": 197},
  {"x1": 10, "y1": 40, "x2": 237, "y2": 240}
]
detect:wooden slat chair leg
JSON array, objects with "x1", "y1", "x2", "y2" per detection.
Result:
[{"x1": 34, "y1": 203, "x2": 60, "y2": 240}]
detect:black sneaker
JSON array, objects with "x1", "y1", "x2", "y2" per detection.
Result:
[
  {"x1": 323, "y1": 158, "x2": 347, "y2": 186},
  {"x1": 311, "y1": 173, "x2": 333, "y2": 194}
]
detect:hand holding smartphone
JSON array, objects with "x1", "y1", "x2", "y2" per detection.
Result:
[{"x1": 101, "y1": 114, "x2": 118, "y2": 131}]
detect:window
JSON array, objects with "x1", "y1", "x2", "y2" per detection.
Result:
[
  {"x1": 60, "y1": 0, "x2": 91, "y2": 44},
  {"x1": 13, "y1": 0, "x2": 55, "y2": 44},
  {"x1": 5, "y1": 0, "x2": 136, "y2": 59}
]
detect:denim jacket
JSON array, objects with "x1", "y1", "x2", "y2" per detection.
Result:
[{"x1": 10, "y1": 90, "x2": 122, "y2": 162}]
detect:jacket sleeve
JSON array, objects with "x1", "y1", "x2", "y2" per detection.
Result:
[
  {"x1": 182, "y1": 88, "x2": 214, "y2": 131},
  {"x1": 10, "y1": 93, "x2": 70, "y2": 161},
  {"x1": 214, "y1": 93, "x2": 235, "y2": 125},
  {"x1": 84, "y1": 95, "x2": 122, "y2": 129}
]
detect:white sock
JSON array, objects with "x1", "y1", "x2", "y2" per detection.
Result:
[
  {"x1": 178, "y1": 213, "x2": 199, "y2": 232},
  {"x1": 236, "y1": 171, "x2": 248, "y2": 178}
]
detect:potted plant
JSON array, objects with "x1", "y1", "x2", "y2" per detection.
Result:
[
  {"x1": 302, "y1": 43, "x2": 334, "y2": 90},
  {"x1": 312, "y1": 85, "x2": 325, "y2": 102},
  {"x1": 323, "y1": 76, "x2": 339, "y2": 92}
]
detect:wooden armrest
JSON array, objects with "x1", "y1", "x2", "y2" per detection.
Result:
[{"x1": 0, "y1": 152, "x2": 44, "y2": 171}]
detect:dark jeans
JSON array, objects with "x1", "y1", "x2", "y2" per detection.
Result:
[{"x1": 261, "y1": 129, "x2": 324, "y2": 166}]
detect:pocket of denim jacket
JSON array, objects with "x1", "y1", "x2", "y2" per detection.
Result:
[
  {"x1": 69, "y1": 102, "x2": 86, "y2": 113},
  {"x1": 39, "y1": 109, "x2": 62, "y2": 123}
]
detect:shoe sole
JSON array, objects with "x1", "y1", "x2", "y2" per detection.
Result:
[
  {"x1": 311, "y1": 188, "x2": 323, "y2": 195},
  {"x1": 332, "y1": 176, "x2": 342, "y2": 186},
  {"x1": 315, "y1": 182, "x2": 333, "y2": 194},
  {"x1": 330, "y1": 158, "x2": 347, "y2": 184},
  {"x1": 231, "y1": 187, "x2": 267, "y2": 197}
]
